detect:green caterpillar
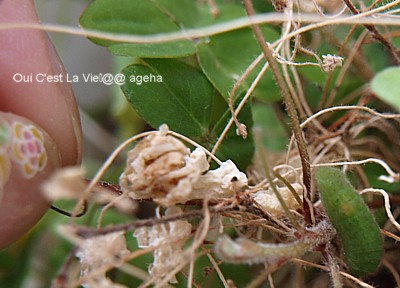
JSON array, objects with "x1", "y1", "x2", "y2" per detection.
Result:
[{"x1": 315, "y1": 167, "x2": 384, "y2": 276}]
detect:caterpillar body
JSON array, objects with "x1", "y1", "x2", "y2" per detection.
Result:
[{"x1": 315, "y1": 167, "x2": 383, "y2": 276}]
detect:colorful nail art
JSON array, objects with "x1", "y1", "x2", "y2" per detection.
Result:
[
  {"x1": 0, "y1": 119, "x2": 11, "y2": 187},
  {"x1": 0, "y1": 118, "x2": 48, "y2": 186},
  {"x1": 11, "y1": 122, "x2": 48, "y2": 178}
]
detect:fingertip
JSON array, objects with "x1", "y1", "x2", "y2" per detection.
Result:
[
  {"x1": 0, "y1": 0, "x2": 82, "y2": 167},
  {"x1": 0, "y1": 112, "x2": 61, "y2": 249}
]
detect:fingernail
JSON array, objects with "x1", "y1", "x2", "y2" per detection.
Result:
[
  {"x1": 0, "y1": 112, "x2": 61, "y2": 249},
  {"x1": 45, "y1": 35, "x2": 83, "y2": 165}
]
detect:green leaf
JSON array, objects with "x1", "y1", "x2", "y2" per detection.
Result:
[
  {"x1": 79, "y1": 0, "x2": 197, "y2": 58},
  {"x1": 121, "y1": 59, "x2": 214, "y2": 138},
  {"x1": 371, "y1": 66, "x2": 400, "y2": 111},
  {"x1": 121, "y1": 58, "x2": 255, "y2": 169},
  {"x1": 252, "y1": 104, "x2": 287, "y2": 151},
  {"x1": 196, "y1": 6, "x2": 280, "y2": 102}
]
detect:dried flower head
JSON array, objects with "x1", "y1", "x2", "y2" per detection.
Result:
[
  {"x1": 76, "y1": 232, "x2": 129, "y2": 285},
  {"x1": 321, "y1": 54, "x2": 344, "y2": 72},
  {"x1": 41, "y1": 166, "x2": 86, "y2": 201},
  {"x1": 120, "y1": 125, "x2": 191, "y2": 206},
  {"x1": 134, "y1": 207, "x2": 191, "y2": 284},
  {"x1": 253, "y1": 183, "x2": 303, "y2": 216},
  {"x1": 120, "y1": 125, "x2": 248, "y2": 206}
]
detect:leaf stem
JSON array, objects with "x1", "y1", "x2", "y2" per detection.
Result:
[{"x1": 242, "y1": 0, "x2": 312, "y2": 223}]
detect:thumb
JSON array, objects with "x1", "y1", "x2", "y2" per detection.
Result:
[
  {"x1": 0, "y1": 113, "x2": 60, "y2": 248},
  {"x1": 0, "y1": 0, "x2": 82, "y2": 249}
]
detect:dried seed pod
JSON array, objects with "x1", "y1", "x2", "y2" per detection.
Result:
[
  {"x1": 315, "y1": 167, "x2": 384, "y2": 276},
  {"x1": 215, "y1": 220, "x2": 334, "y2": 265}
]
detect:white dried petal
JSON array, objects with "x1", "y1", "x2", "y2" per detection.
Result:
[
  {"x1": 321, "y1": 54, "x2": 344, "y2": 72},
  {"x1": 133, "y1": 207, "x2": 191, "y2": 284},
  {"x1": 77, "y1": 232, "x2": 129, "y2": 279},
  {"x1": 93, "y1": 189, "x2": 137, "y2": 214},
  {"x1": 253, "y1": 183, "x2": 303, "y2": 216},
  {"x1": 192, "y1": 160, "x2": 248, "y2": 199},
  {"x1": 41, "y1": 166, "x2": 86, "y2": 200},
  {"x1": 162, "y1": 148, "x2": 209, "y2": 205}
]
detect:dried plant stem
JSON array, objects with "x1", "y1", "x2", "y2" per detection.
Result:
[
  {"x1": 188, "y1": 255, "x2": 195, "y2": 288},
  {"x1": 324, "y1": 248, "x2": 343, "y2": 288},
  {"x1": 291, "y1": 259, "x2": 374, "y2": 288},
  {"x1": 246, "y1": 264, "x2": 278, "y2": 288},
  {"x1": 360, "y1": 188, "x2": 400, "y2": 230},
  {"x1": 243, "y1": 0, "x2": 312, "y2": 223},
  {"x1": 154, "y1": 203, "x2": 211, "y2": 288},
  {"x1": 206, "y1": 253, "x2": 229, "y2": 288},
  {"x1": 51, "y1": 247, "x2": 79, "y2": 288},
  {"x1": 2, "y1": 2, "x2": 400, "y2": 45},
  {"x1": 207, "y1": 0, "x2": 219, "y2": 18},
  {"x1": 227, "y1": 53, "x2": 264, "y2": 138},
  {"x1": 300, "y1": 105, "x2": 400, "y2": 130},
  {"x1": 325, "y1": 30, "x2": 368, "y2": 108},
  {"x1": 272, "y1": 170, "x2": 303, "y2": 206},
  {"x1": 77, "y1": 205, "x2": 234, "y2": 238},
  {"x1": 71, "y1": 131, "x2": 155, "y2": 220},
  {"x1": 211, "y1": 59, "x2": 268, "y2": 157},
  {"x1": 268, "y1": 274, "x2": 275, "y2": 288},
  {"x1": 381, "y1": 229, "x2": 400, "y2": 242},
  {"x1": 257, "y1": 138, "x2": 302, "y2": 229},
  {"x1": 343, "y1": 0, "x2": 400, "y2": 63},
  {"x1": 314, "y1": 158, "x2": 399, "y2": 183},
  {"x1": 97, "y1": 192, "x2": 128, "y2": 228}
]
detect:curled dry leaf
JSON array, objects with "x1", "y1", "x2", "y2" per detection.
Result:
[
  {"x1": 133, "y1": 206, "x2": 191, "y2": 284},
  {"x1": 120, "y1": 125, "x2": 248, "y2": 206}
]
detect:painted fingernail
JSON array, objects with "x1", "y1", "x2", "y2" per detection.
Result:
[{"x1": 0, "y1": 112, "x2": 61, "y2": 249}]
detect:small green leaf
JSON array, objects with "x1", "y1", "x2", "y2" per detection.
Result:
[
  {"x1": 371, "y1": 66, "x2": 400, "y2": 110},
  {"x1": 79, "y1": 0, "x2": 197, "y2": 58},
  {"x1": 316, "y1": 167, "x2": 384, "y2": 276},
  {"x1": 121, "y1": 59, "x2": 213, "y2": 138}
]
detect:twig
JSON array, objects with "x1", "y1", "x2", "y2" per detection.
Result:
[
  {"x1": 207, "y1": 253, "x2": 229, "y2": 288},
  {"x1": 343, "y1": 0, "x2": 400, "y2": 63},
  {"x1": 76, "y1": 205, "x2": 235, "y2": 238},
  {"x1": 242, "y1": 0, "x2": 312, "y2": 223},
  {"x1": 292, "y1": 258, "x2": 375, "y2": 288}
]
